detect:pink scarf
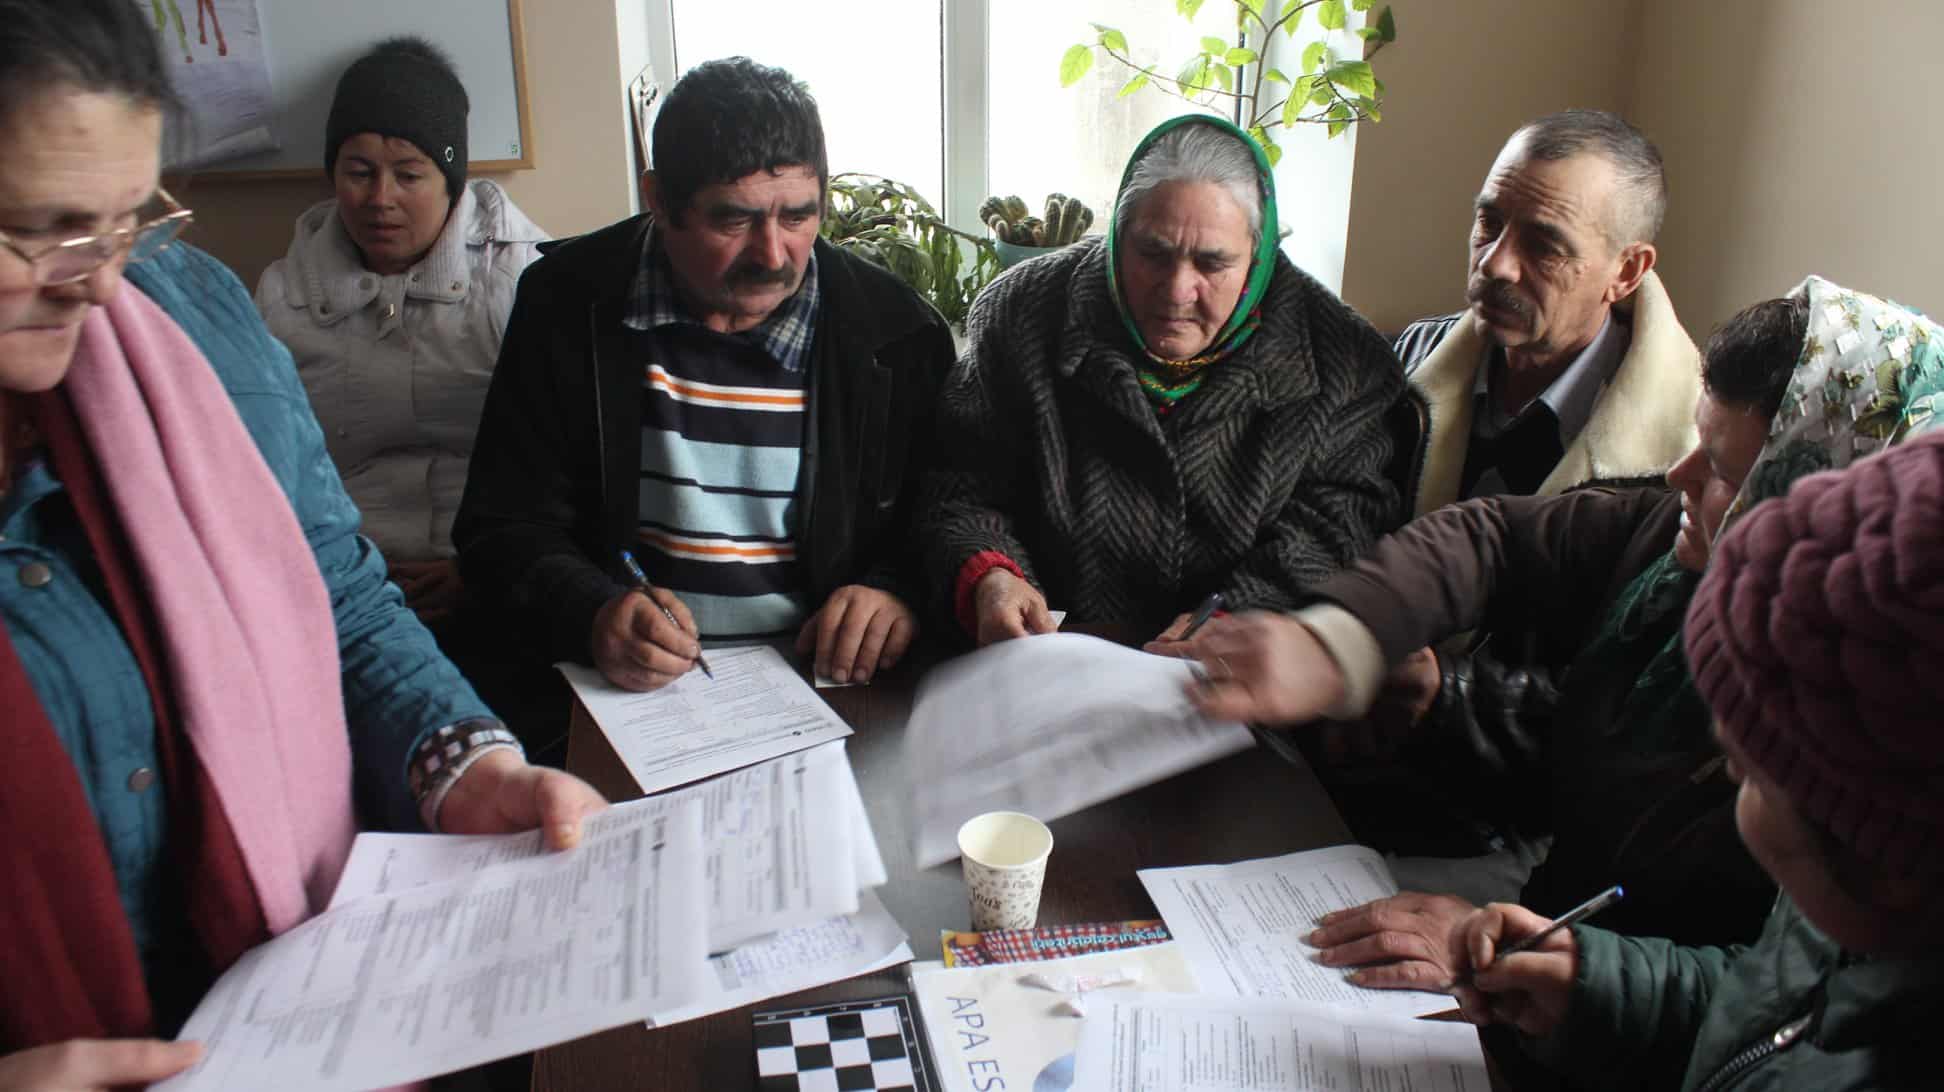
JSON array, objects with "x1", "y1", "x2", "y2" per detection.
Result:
[{"x1": 63, "y1": 285, "x2": 357, "y2": 933}]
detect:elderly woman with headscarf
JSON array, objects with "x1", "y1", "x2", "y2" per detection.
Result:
[
  {"x1": 0, "y1": 2, "x2": 596, "y2": 1081},
  {"x1": 918, "y1": 116, "x2": 1407, "y2": 646},
  {"x1": 257, "y1": 36, "x2": 546, "y2": 627}
]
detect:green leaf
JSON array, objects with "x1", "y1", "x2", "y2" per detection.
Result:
[
  {"x1": 1224, "y1": 46, "x2": 1258, "y2": 65},
  {"x1": 1356, "y1": 27, "x2": 1379, "y2": 41},
  {"x1": 1201, "y1": 35, "x2": 1230, "y2": 55},
  {"x1": 1301, "y1": 40, "x2": 1327, "y2": 72},
  {"x1": 1238, "y1": 0, "x2": 1265, "y2": 14},
  {"x1": 1177, "y1": 0, "x2": 1206, "y2": 17},
  {"x1": 1262, "y1": 139, "x2": 1283, "y2": 167},
  {"x1": 1264, "y1": 67, "x2": 1289, "y2": 85},
  {"x1": 1318, "y1": 0, "x2": 1346, "y2": 30},
  {"x1": 1282, "y1": 4, "x2": 1304, "y2": 35},
  {"x1": 1358, "y1": 95, "x2": 1383, "y2": 122},
  {"x1": 1310, "y1": 80, "x2": 1334, "y2": 105},
  {"x1": 1327, "y1": 59, "x2": 1377, "y2": 97},
  {"x1": 1377, "y1": 6, "x2": 1397, "y2": 41},
  {"x1": 1092, "y1": 23, "x2": 1128, "y2": 53},
  {"x1": 1282, "y1": 81, "x2": 1309, "y2": 126},
  {"x1": 1118, "y1": 69, "x2": 1151, "y2": 98},
  {"x1": 1177, "y1": 54, "x2": 1210, "y2": 93},
  {"x1": 1351, "y1": 0, "x2": 1373, "y2": 10},
  {"x1": 1059, "y1": 44, "x2": 1094, "y2": 87},
  {"x1": 1211, "y1": 63, "x2": 1234, "y2": 92}
]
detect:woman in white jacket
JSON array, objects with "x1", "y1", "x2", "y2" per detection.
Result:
[{"x1": 257, "y1": 35, "x2": 545, "y2": 626}]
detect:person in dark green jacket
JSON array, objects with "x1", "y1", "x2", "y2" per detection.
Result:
[{"x1": 1449, "y1": 285, "x2": 1944, "y2": 1090}]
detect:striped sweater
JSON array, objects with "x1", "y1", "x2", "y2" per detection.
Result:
[{"x1": 636, "y1": 329, "x2": 811, "y2": 639}]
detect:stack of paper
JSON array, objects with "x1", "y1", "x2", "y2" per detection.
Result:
[
  {"x1": 907, "y1": 847, "x2": 1489, "y2": 1092},
  {"x1": 906, "y1": 633, "x2": 1256, "y2": 868},
  {"x1": 156, "y1": 797, "x2": 711, "y2": 1092},
  {"x1": 155, "y1": 742, "x2": 907, "y2": 1091}
]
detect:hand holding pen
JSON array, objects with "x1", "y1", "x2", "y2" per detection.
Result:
[
  {"x1": 1446, "y1": 884, "x2": 1624, "y2": 1037},
  {"x1": 588, "y1": 551, "x2": 711, "y2": 691},
  {"x1": 620, "y1": 551, "x2": 713, "y2": 680}
]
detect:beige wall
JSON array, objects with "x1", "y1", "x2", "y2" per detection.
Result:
[
  {"x1": 1630, "y1": 0, "x2": 1944, "y2": 333},
  {"x1": 179, "y1": 0, "x2": 635, "y2": 292},
  {"x1": 1341, "y1": 0, "x2": 1944, "y2": 339},
  {"x1": 1339, "y1": 0, "x2": 1643, "y2": 334}
]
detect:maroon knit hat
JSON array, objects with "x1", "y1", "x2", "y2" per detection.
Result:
[{"x1": 1685, "y1": 432, "x2": 1944, "y2": 878}]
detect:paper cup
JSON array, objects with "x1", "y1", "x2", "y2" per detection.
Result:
[{"x1": 957, "y1": 811, "x2": 1054, "y2": 931}]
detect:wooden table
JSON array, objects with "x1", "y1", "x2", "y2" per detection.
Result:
[{"x1": 532, "y1": 639, "x2": 1358, "y2": 1090}]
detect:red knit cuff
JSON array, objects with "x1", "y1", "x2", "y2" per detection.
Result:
[{"x1": 955, "y1": 550, "x2": 1026, "y2": 637}]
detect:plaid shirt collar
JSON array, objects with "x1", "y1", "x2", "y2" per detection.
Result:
[{"x1": 623, "y1": 225, "x2": 820, "y2": 373}]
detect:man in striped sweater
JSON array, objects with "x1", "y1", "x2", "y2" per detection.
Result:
[{"x1": 455, "y1": 58, "x2": 954, "y2": 690}]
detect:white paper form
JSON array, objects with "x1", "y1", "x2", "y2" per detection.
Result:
[
  {"x1": 559, "y1": 644, "x2": 851, "y2": 794},
  {"x1": 1139, "y1": 846, "x2": 1452, "y2": 1019},
  {"x1": 330, "y1": 742, "x2": 883, "y2": 953},
  {"x1": 907, "y1": 633, "x2": 1254, "y2": 868},
  {"x1": 650, "y1": 890, "x2": 913, "y2": 1026},
  {"x1": 156, "y1": 800, "x2": 708, "y2": 1092},
  {"x1": 1073, "y1": 992, "x2": 1489, "y2": 1092}
]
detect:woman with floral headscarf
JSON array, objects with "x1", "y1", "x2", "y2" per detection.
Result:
[
  {"x1": 1173, "y1": 276, "x2": 1944, "y2": 993},
  {"x1": 917, "y1": 116, "x2": 1408, "y2": 646}
]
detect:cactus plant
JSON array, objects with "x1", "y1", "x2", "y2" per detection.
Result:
[{"x1": 981, "y1": 192, "x2": 1098, "y2": 247}]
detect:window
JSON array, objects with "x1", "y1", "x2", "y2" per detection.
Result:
[
  {"x1": 668, "y1": 0, "x2": 945, "y2": 203},
  {"x1": 985, "y1": 0, "x2": 1230, "y2": 231},
  {"x1": 653, "y1": 0, "x2": 1364, "y2": 289}
]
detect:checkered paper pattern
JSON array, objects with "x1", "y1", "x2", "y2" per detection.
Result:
[{"x1": 753, "y1": 996, "x2": 933, "y2": 1092}]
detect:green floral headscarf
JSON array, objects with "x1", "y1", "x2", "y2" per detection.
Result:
[
  {"x1": 1582, "y1": 276, "x2": 1944, "y2": 750},
  {"x1": 1729, "y1": 275, "x2": 1944, "y2": 524},
  {"x1": 1105, "y1": 115, "x2": 1280, "y2": 411}
]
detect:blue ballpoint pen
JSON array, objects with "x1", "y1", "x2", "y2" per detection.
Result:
[{"x1": 619, "y1": 550, "x2": 714, "y2": 680}]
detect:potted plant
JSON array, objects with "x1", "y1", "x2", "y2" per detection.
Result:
[
  {"x1": 1060, "y1": 0, "x2": 1398, "y2": 166},
  {"x1": 981, "y1": 193, "x2": 1097, "y2": 269},
  {"x1": 820, "y1": 173, "x2": 999, "y2": 332}
]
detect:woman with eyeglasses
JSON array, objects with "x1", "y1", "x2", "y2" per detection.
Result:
[
  {"x1": 0, "y1": 3, "x2": 601, "y2": 1086},
  {"x1": 256, "y1": 36, "x2": 546, "y2": 631}
]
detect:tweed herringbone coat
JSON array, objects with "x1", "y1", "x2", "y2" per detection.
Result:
[{"x1": 918, "y1": 237, "x2": 1407, "y2": 634}]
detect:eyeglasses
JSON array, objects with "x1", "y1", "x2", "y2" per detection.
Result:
[{"x1": 0, "y1": 188, "x2": 195, "y2": 287}]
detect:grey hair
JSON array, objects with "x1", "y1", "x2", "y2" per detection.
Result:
[
  {"x1": 1511, "y1": 108, "x2": 1667, "y2": 248},
  {"x1": 1114, "y1": 121, "x2": 1263, "y2": 243}
]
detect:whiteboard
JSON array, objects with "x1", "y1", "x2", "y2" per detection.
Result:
[{"x1": 183, "y1": 0, "x2": 532, "y2": 178}]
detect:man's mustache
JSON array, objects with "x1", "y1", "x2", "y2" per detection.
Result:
[
  {"x1": 726, "y1": 263, "x2": 798, "y2": 289},
  {"x1": 1467, "y1": 276, "x2": 1531, "y2": 320}
]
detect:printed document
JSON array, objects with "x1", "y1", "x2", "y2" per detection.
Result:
[
  {"x1": 156, "y1": 800, "x2": 708, "y2": 1092},
  {"x1": 1139, "y1": 846, "x2": 1452, "y2": 1018},
  {"x1": 560, "y1": 644, "x2": 851, "y2": 793},
  {"x1": 331, "y1": 742, "x2": 883, "y2": 952},
  {"x1": 908, "y1": 633, "x2": 1253, "y2": 868},
  {"x1": 650, "y1": 891, "x2": 913, "y2": 1026},
  {"x1": 1072, "y1": 992, "x2": 1489, "y2": 1092}
]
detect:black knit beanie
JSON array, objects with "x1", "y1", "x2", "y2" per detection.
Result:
[{"x1": 323, "y1": 36, "x2": 469, "y2": 200}]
